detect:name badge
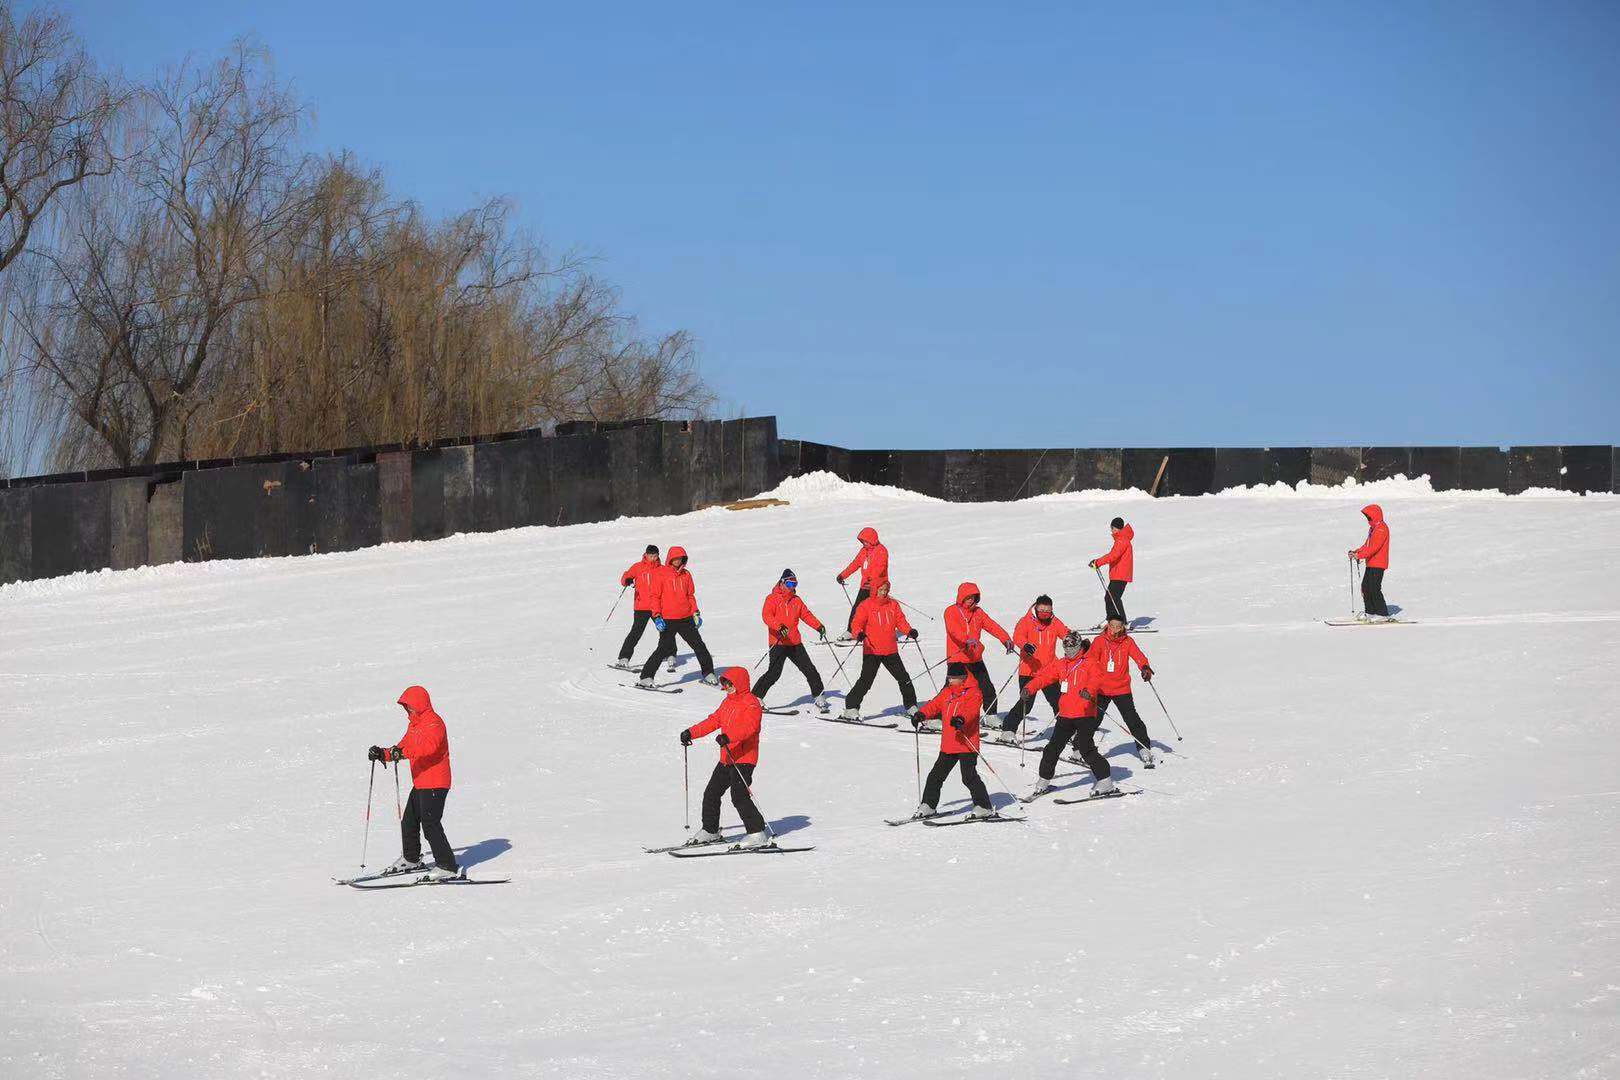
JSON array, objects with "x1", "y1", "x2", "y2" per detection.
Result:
[{"x1": 1107, "y1": 656, "x2": 1116, "y2": 673}]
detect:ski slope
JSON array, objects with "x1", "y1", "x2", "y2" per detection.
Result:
[{"x1": 3, "y1": 474, "x2": 1618, "y2": 1079}]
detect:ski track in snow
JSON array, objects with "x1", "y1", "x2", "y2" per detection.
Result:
[{"x1": 2, "y1": 481, "x2": 1619, "y2": 1079}]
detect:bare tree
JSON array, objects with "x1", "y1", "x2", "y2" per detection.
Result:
[{"x1": 0, "y1": 3, "x2": 122, "y2": 276}]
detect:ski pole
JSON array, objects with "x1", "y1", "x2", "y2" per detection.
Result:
[
  {"x1": 818, "y1": 640, "x2": 854, "y2": 687},
  {"x1": 683, "y1": 743, "x2": 690, "y2": 831},
  {"x1": 753, "y1": 647, "x2": 771, "y2": 671},
  {"x1": 914, "y1": 720, "x2": 922, "y2": 801},
  {"x1": 1146, "y1": 679, "x2": 1182, "y2": 741},
  {"x1": 910, "y1": 639, "x2": 941, "y2": 693},
  {"x1": 1093, "y1": 565, "x2": 1117, "y2": 622},
  {"x1": 603, "y1": 584, "x2": 629, "y2": 627},
  {"x1": 360, "y1": 760, "x2": 377, "y2": 871},
  {"x1": 1348, "y1": 558, "x2": 1355, "y2": 618},
  {"x1": 727, "y1": 756, "x2": 776, "y2": 842},
  {"x1": 393, "y1": 760, "x2": 402, "y2": 820},
  {"x1": 972, "y1": 738, "x2": 1016, "y2": 802},
  {"x1": 890, "y1": 595, "x2": 937, "y2": 621}
]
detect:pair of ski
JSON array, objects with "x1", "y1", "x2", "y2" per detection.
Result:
[
  {"x1": 884, "y1": 810, "x2": 1027, "y2": 827},
  {"x1": 1323, "y1": 617, "x2": 1415, "y2": 627},
  {"x1": 334, "y1": 867, "x2": 510, "y2": 889},
  {"x1": 644, "y1": 837, "x2": 814, "y2": 858},
  {"x1": 1019, "y1": 786, "x2": 1142, "y2": 806}
]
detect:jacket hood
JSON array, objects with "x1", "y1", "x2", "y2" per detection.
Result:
[
  {"x1": 857, "y1": 527, "x2": 879, "y2": 546},
  {"x1": 1361, "y1": 505, "x2": 1383, "y2": 525},
  {"x1": 956, "y1": 581, "x2": 980, "y2": 604},
  {"x1": 1117, "y1": 524, "x2": 1135, "y2": 542},
  {"x1": 667, "y1": 545, "x2": 689, "y2": 564},
  {"x1": 721, "y1": 666, "x2": 751, "y2": 695},
  {"x1": 398, "y1": 685, "x2": 434, "y2": 715}
]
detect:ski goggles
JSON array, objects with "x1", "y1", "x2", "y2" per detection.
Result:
[{"x1": 782, "y1": 577, "x2": 798, "y2": 589}]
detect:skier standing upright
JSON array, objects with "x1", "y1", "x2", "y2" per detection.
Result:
[
  {"x1": 614, "y1": 545, "x2": 663, "y2": 670},
  {"x1": 1090, "y1": 615, "x2": 1157, "y2": 767},
  {"x1": 639, "y1": 546, "x2": 718, "y2": 687},
  {"x1": 943, "y1": 582, "x2": 1014, "y2": 713},
  {"x1": 995, "y1": 594, "x2": 1070, "y2": 743},
  {"x1": 369, "y1": 686, "x2": 461, "y2": 880},
  {"x1": 1020, "y1": 632, "x2": 1116, "y2": 799},
  {"x1": 1349, "y1": 504, "x2": 1392, "y2": 619},
  {"x1": 909, "y1": 663, "x2": 995, "y2": 820},
  {"x1": 1090, "y1": 517, "x2": 1134, "y2": 625},
  {"x1": 836, "y1": 527, "x2": 889, "y2": 637},
  {"x1": 753, "y1": 569, "x2": 829, "y2": 711},
  {"x1": 680, "y1": 667, "x2": 770, "y2": 849},
  {"x1": 841, "y1": 581, "x2": 919, "y2": 721}
]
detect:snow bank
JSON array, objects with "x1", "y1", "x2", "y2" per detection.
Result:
[
  {"x1": 753, "y1": 469, "x2": 944, "y2": 504},
  {"x1": 1209, "y1": 473, "x2": 1607, "y2": 500}
]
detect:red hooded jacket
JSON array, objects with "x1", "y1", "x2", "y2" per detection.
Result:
[
  {"x1": 650, "y1": 546, "x2": 699, "y2": 620},
  {"x1": 761, "y1": 584, "x2": 824, "y2": 646},
  {"x1": 395, "y1": 686, "x2": 452, "y2": 789},
  {"x1": 1086, "y1": 631, "x2": 1150, "y2": 697},
  {"x1": 1023, "y1": 654, "x2": 1104, "y2": 719},
  {"x1": 1094, "y1": 525, "x2": 1135, "y2": 582},
  {"x1": 840, "y1": 527, "x2": 890, "y2": 591},
  {"x1": 920, "y1": 679, "x2": 985, "y2": 754},
  {"x1": 850, "y1": 594, "x2": 912, "y2": 656},
  {"x1": 687, "y1": 667, "x2": 763, "y2": 766},
  {"x1": 1012, "y1": 610, "x2": 1071, "y2": 677},
  {"x1": 620, "y1": 555, "x2": 662, "y2": 612},
  {"x1": 944, "y1": 582, "x2": 1011, "y2": 663},
  {"x1": 1351, "y1": 505, "x2": 1390, "y2": 569}
]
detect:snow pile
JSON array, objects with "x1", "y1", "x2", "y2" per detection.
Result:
[
  {"x1": 754, "y1": 469, "x2": 944, "y2": 504},
  {"x1": 3, "y1": 487, "x2": 1619, "y2": 1078},
  {"x1": 1209, "y1": 474, "x2": 1601, "y2": 500}
]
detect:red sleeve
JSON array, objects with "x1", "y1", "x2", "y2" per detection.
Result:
[
  {"x1": 649, "y1": 571, "x2": 666, "y2": 618},
  {"x1": 621, "y1": 562, "x2": 637, "y2": 586},
  {"x1": 1024, "y1": 660, "x2": 1061, "y2": 695},
  {"x1": 1096, "y1": 536, "x2": 1126, "y2": 567},
  {"x1": 840, "y1": 550, "x2": 865, "y2": 580},
  {"x1": 945, "y1": 607, "x2": 968, "y2": 651},
  {"x1": 850, "y1": 601, "x2": 870, "y2": 637},
  {"x1": 802, "y1": 603, "x2": 824, "y2": 633},
  {"x1": 723, "y1": 701, "x2": 762, "y2": 763},
  {"x1": 689, "y1": 712, "x2": 721, "y2": 741},
  {"x1": 960, "y1": 685, "x2": 983, "y2": 719},
  {"x1": 895, "y1": 608, "x2": 913, "y2": 637},
  {"x1": 1127, "y1": 639, "x2": 1150, "y2": 670},
  {"x1": 982, "y1": 613, "x2": 1011, "y2": 646},
  {"x1": 396, "y1": 721, "x2": 443, "y2": 762},
  {"x1": 919, "y1": 687, "x2": 947, "y2": 719},
  {"x1": 1012, "y1": 616, "x2": 1032, "y2": 649},
  {"x1": 687, "y1": 574, "x2": 699, "y2": 613},
  {"x1": 1352, "y1": 524, "x2": 1388, "y2": 561},
  {"x1": 869, "y1": 546, "x2": 889, "y2": 581},
  {"x1": 1052, "y1": 617, "x2": 1070, "y2": 639}
]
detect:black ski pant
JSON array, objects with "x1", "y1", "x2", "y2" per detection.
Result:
[
  {"x1": 401, "y1": 787, "x2": 457, "y2": 870},
  {"x1": 845, "y1": 586, "x2": 870, "y2": 632},
  {"x1": 1040, "y1": 715, "x2": 1109, "y2": 782},
  {"x1": 753, "y1": 643, "x2": 824, "y2": 700},
  {"x1": 962, "y1": 658, "x2": 1000, "y2": 714},
  {"x1": 1097, "y1": 692, "x2": 1151, "y2": 755},
  {"x1": 618, "y1": 609, "x2": 654, "y2": 661},
  {"x1": 1361, "y1": 567, "x2": 1389, "y2": 617},
  {"x1": 701, "y1": 761, "x2": 766, "y2": 834},
  {"x1": 923, "y1": 751, "x2": 992, "y2": 810},
  {"x1": 1002, "y1": 675, "x2": 1061, "y2": 731},
  {"x1": 845, "y1": 652, "x2": 917, "y2": 711},
  {"x1": 641, "y1": 617, "x2": 713, "y2": 680},
  {"x1": 1104, "y1": 580, "x2": 1128, "y2": 623}
]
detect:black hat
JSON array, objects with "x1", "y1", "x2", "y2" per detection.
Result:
[
  {"x1": 780, "y1": 568, "x2": 797, "y2": 582},
  {"x1": 946, "y1": 662, "x2": 968, "y2": 679},
  {"x1": 1034, "y1": 594, "x2": 1053, "y2": 608},
  {"x1": 1110, "y1": 517, "x2": 1125, "y2": 530},
  {"x1": 645, "y1": 544, "x2": 660, "y2": 555}
]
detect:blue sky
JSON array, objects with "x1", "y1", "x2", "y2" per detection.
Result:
[{"x1": 60, "y1": 1, "x2": 1620, "y2": 448}]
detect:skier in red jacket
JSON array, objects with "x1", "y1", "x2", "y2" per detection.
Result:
[
  {"x1": 836, "y1": 526, "x2": 889, "y2": 637},
  {"x1": 907, "y1": 663, "x2": 995, "y2": 820},
  {"x1": 1348, "y1": 504, "x2": 1391, "y2": 618},
  {"x1": 841, "y1": 582, "x2": 919, "y2": 721},
  {"x1": 638, "y1": 546, "x2": 717, "y2": 687},
  {"x1": 944, "y1": 582, "x2": 1014, "y2": 713},
  {"x1": 680, "y1": 667, "x2": 770, "y2": 848},
  {"x1": 1019, "y1": 632, "x2": 1116, "y2": 798},
  {"x1": 368, "y1": 686, "x2": 460, "y2": 880},
  {"x1": 1090, "y1": 517, "x2": 1134, "y2": 624},
  {"x1": 614, "y1": 545, "x2": 663, "y2": 670},
  {"x1": 994, "y1": 594, "x2": 1070, "y2": 743},
  {"x1": 1090, "y1": 615, "x2": 1157, "y2": 767},
  {"x1": 754, "y1": 569, "x2": 829, "y2": 712}
]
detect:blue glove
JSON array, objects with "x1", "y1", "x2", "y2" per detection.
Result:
[
  {"x1": 654, "y1": 617, "x2": 667, "y2": 632},
  {"x1": 694, "y1": 614, "x2": 703, "y2": 629}
]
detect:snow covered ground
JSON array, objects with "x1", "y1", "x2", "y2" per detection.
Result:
[{"x1": 3, "y1": 474, "x2": 1618, "y2": 1079}]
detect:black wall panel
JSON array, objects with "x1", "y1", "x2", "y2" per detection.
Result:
[
  {"x1": 1411, "y1": 447, "x2": 1461, "y2": 491},
  {"x1": 345, "y1": 462, "x2": 382, "y2": 549},
  {"x1": 1558, "y1": 445, "x2": 1611, "y2": 494},
  {"x1": 1360, "y1": 447, "x2": 1413, "y2": 482},
  {"x1": 551, "y1": 432, "x2": 615, "y2": 525},
  {"x1": 893, "y1": 451, "x2": 945, "y2": 498},
  {"x1": 1614, "y1": 447, "x2": 1620, "y2": 495},
  {"x1": 1459, "y1": 447, "x2": 1508, "y2": 491},
  {"x1": 1213, "y1": 449, "x2": 1268, "y2": 491},
  {"x1": 1122, "y1": 449, "x2": 1172, "y2": 493},
  {"x1": 442, "y1": 445, "x2": 475, "y2": 534},
  {"x1": 411, "y1": 449, "x2": 448, "y2": 541},
  {"x1": 314, "y1": 457, "x2": 353, "y2": 552},
  {"x1": 1267, "y1": 448, "x2": 1312, "y2": 487},
  {"x1": 1165, "y1": 448, "x2": 1216, "y2": 496},
  {"x1": 473, "y1": 437, "x2": 554, "y2": 532},
  {"x1": 607, "y1": 424, "x2": 658, "y2": 519},
  {"x1": 1507, "y1": 446, "x2": 1560, "y2": 494},
  {"x1": 944, "y1": 450, "x2": 987, "y2": 501},
  {"x1": 984, "y1": 448, "x2": 1073, "y2": 499},
  {"x1": 109, "y1": 477, "x2": 149, "y2": 570},
  {"x1": 378, "y1": 452, "x2": 412, "y2": 543},
  {"x1": 1072, "y1": 449, "x2": 1123, "y2": 491},
  {"x1": 741, "y1": 416, "x2": 777, "y2": 496},
  {"x1": 0, "y1": 487, "x2": 32, "y2": 584},
  {"x1": 184, "y1": 462, "x2": 312, "y2": 562},
  {"x1": 720, "y1": 419, "x2": 746, "y2": 503},
  {"x1": 843, "y1": 450, "x2": 893, "y2": 487},
  {"x1": 31, "y1": 480, "x2": 111, "y2": 577},
  {"x1": 657, "y1": 422, "x2": 694, "y2": 514},
  {"x1": 1310, "y1": 447, "x2": 1361, "y2": 487},
  {"x1": 685, "y1": 421, "x2": 723, "y2": 509},
  {"x1": 147, "y1": 477, "x2": 183, "y2": 565},
  {"x1": 775, "y1": 438, "x2": 803, "y2": 479}
]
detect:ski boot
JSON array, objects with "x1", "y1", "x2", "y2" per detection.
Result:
[
  {"x1": 814, "y1": 693, "x2": 830, "y2": 713},
  {"x1": 736, "y1": 831, "x2": 771, "y2": 850},
  {"x1": 1027, "y1": 778, "x2": 1050, "y2": 798},
  {"x1": 1138, "y1": 745, "x2": 1156, "y2": 769},
  {"x1": 967, "y1": 804, "x2": 996, "y2": 820},
  {"x1": 701, "y1": 672, "x2": 721, "y2": 687},
  {"x1": 912, "y1": 802, "x2": 936, "y2": 820},
  {"x1": 839, "y1": 706, "x2": 861, "y2": 722},
  {"x1": 688, "y1": 829, "x2": 722, "y2": 845},
  {"x1": 1091, "y1": 776, "x2": 1118, "y2": 797},
  {"x1": 383, "y1": 855, "x2": 425, "y2": 876},
  {"x1": 427, "y1": 865, "x2": 464, "y2": 882},
  {"x1": 636, "y1": 676, "x2": 655, "y2": 689}
]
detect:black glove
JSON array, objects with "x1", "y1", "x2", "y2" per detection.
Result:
[
  {"x1": 818, "y1": 627, "x2": 827, "y2": 641},
  {"x1": 387, "y1": 746, "x2": 403, "y2": 762},
  {"x1": 911, "y1": 713, "x2": 925, "y2": 730},
  {"x1": 622, "y1": 576, "x2": 634, "y2": 587},
  {"x1": 836, "y1": 574, "x2": 846, "y2": 586},
  {"x1": 679, "y1": 730, "x2": 692, "y2": 746},
  {"x1": 367, "y1": 745, "x2": 386, "y2": 762},
  {"x1": 906, "y1": 629, "x2": 919, "y2": 641},
  {"x1": 1141, "y1": 666, "x2": 1154, "y2": 682},
  {"x1": 1021, "y1": 643, "x2": 1036, "y2": 656},
  {"x1": 855, "y1": 632, "x2": 867, "y2": 644},
  {"x1": 950, "y1": 718, "x2": 964, "y2": 730},
  {"x1": 715, "y1": 733, "x2": 730, "y2": 748}
]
